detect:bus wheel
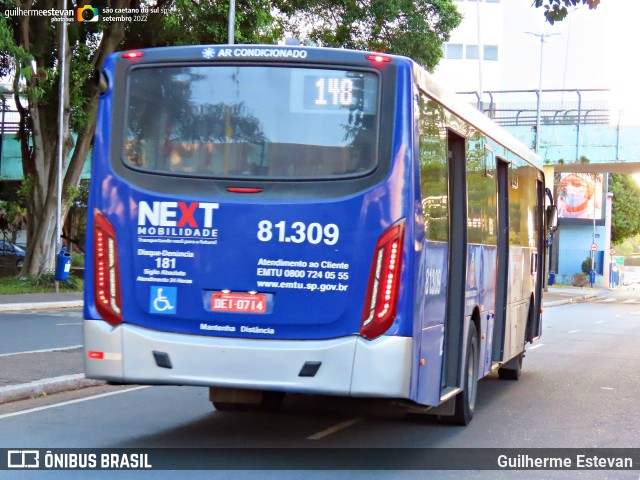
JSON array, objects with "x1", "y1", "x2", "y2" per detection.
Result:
[
  {"x1": 452, "y1": 323, "x2": 479, "y2": 426},
  {"x1": 498, "y1": 352, "x2": 523, "y2": 380}
]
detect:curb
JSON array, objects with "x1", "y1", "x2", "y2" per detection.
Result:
[
  {"x1": 543, "y1": 293, "x2": 603, "y2": 308},
  {"x1": 0, "y1": 374, "x2": 105, "y2": 405},
  {"x1": 0, "y1": 301, "x2": 83, "y2": 313}
]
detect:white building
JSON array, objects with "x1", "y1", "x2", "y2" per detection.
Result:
[{"x1": 433, "y1": 0, "x2": 623, "y2": 97}]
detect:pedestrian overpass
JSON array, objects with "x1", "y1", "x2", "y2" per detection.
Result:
[{"x1": 458, "y1": 89, "x2": 640, "y2": 175}]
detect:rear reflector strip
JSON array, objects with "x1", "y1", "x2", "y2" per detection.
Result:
[{"x1": 86, "y1": 351, "x2": 122, "y2": 361}]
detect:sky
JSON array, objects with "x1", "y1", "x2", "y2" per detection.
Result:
[
  {"x1": 518, "y1": 0, "x2": 640, "y2": 125},
  {"x1": 601, "y1": 0, "x2": 640, "y2": 125}
]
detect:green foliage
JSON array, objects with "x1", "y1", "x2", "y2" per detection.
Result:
[
  {"x1": 533, "y1": 0, "x2": 600, "y2": 24},
  {"x1": 0, "y1": 10, "x2": 32, "y2": 79},
  {"x1": 0, "y1": 274, "x2": 83, "y2": 294},
  {"x1": 68, "y1": 43, "x2": 96, "y2": 132},
  {"x1": 0, "y1": 178, "x2": 29, "y2": 240},
  {"x1": 274, "y1": 0, "x2": 462, "y2": 70},
  {"x1": 17, "y1": 176, "x2": 33, "y2": 202},
  {"x1": 70, "y1": 251, "x2": 84, "y2": 268},
  {"x1": 610, "y1": 174, "x2": 640, "y2": 244},
  {"x1": 22, "y1": 272, "x2": 82, "y2": 290},
  {"x1": 613, "y1": 234, "x2": 640, "y2": 256},
  {"x1": 581, "y1": 256, "x2": 593, "y2": 274},
  {"x1": 157, "y1": 0, "x2": 279, "y2": 46}
]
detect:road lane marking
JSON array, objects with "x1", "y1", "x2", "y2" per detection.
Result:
[
  {"x1": 307, "y1": 418, "x2": 361, "y2": 440},
  {"x1": 569, "y1": 329, "x2": 580, "y2": 334},
  {"x1": 0, "y1": 386, "x2": 151, "y2": 420},
  {"x1": 55, "y1": 323, "x2": 82, "y2": 326},
  {"x1": 601, "y1": 387, "x2": 614, "y2": 391},
  {"x1": 527, "y1": 344, "x2": 544, "y2": 350},
  {"x1": 0, "y1": 345, "x2": 82, "y2": 357},
  {"x1": 623, "y1": 299, "x2": 636, "y2": 303},
  {"x1": 602, "y1": 298, "x2": 615, "y2": 302}
]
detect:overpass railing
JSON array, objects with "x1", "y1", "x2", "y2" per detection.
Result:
[{"x1": 456, "y1": 89, "x2": 613, "y2": 127}]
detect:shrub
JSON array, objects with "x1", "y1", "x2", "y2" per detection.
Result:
[
  {"x1": 18, "y1": 272, "x2": 83, "y2": 291},
  {"x1": 581, "y1": 256, "x2": 594, "y2": 274},
  {"x1": 70, "y1": 251, "x2": 84, "y2": 268},
  {"x1": 572, "y1": 273, "x2": 588, "y2": 287}
]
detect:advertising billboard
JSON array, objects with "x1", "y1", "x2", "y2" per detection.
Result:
[{"x1": 555, "y1": 173, "x2": 604, "y2": 221}]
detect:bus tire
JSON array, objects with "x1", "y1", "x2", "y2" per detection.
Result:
[
  {"x1": 498, "y1": 353, "x2": 523, "y2": 380},
  {"x1": 451, "y1": 323, "x2": 479, "y2": 426}
]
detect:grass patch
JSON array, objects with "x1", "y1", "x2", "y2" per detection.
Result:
[{"x1": 0, "y1": 273, "x2": 83, "y2": 295}]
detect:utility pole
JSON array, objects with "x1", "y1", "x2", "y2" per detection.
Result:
[
  {"x1": 525, "y1": 32, "x2": 560, "y2": 153},
  {"x1": 476, "y1": 0, "x2": 484, "y2": 112},
  {"x1": 55, "y1": 0, "x2": 68, "y2": 291},
  {"x1": 228, "y1": 0, "x2": 235, "y2": 45}
]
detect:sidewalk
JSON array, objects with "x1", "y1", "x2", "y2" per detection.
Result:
[
  {"x1": 542, "y1": 285, "x2": 606, "y2": 307},
  {"x1": 0, "y1": 286, "x2": 606, "y2": 405},
  {"x1": 0, "y1": 292, "x2": 83, "y2": 312}
]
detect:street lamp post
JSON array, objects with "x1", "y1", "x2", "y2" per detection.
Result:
[
  {"x1": 525, "y1": 32, "x2": 560, "y2": 153},
  {"x1": 55, "y1": 5, "x2": 68, "y2": 291},
  {"x1": 228, "y1": 0, "x2": 235, "y2": 45}
]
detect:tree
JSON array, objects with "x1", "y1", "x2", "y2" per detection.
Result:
[
  {"x1": 275, "y1": 0, "x2": 461, "y2": 70},
  {"x1": 0, "y1": 0, "x2": 276, "y2": 276},
  {"x1": 610, "y1": 174, "x2": 640, "y2": 245},
  {"x1": 0, "y1": 0, "x2": 461, "y2": 276},
  {"x1": 0, "y1": 0, "x2": 142, "y2": 276},
  {"x1": 533, "y1": 0, "x2": 600, "y2": 24}
]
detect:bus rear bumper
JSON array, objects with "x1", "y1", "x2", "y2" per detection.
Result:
[{"x1": 84, "y1": 320, "x2": 412, "y2": 398}]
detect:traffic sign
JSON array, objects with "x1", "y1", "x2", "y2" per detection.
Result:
[
  {"x1": 591, "y1": 243, "x2": 598, "y2": 251},
  {"x1": 610, "y1": 248, "x2": 616, "y2": 256}
]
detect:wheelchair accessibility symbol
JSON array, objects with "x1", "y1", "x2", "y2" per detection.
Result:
[{"x1": 150, "y1": 286, "x2": 177, "y2": 314}]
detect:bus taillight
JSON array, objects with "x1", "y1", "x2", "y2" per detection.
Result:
[
  {"x1": 94, "y1": 210, "x2": 123, "y2": 326},
  {"x1": 360, "y1": 220, "x2": 405, "y2": 340},
  {"x1": 122, "y1": 51, "x2": 144, "y2": 59},
  {"x1": 365, "y1": 54, "x2": 392, "y2": 63}
]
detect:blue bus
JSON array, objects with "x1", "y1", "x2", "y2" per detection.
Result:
[{"x1": 84, "y1": 45, "x2": 557, "y2": 425}]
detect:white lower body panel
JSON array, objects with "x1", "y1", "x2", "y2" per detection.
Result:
[{"x1": 84, "y1": 320, "x2": 412, "y2": 398}]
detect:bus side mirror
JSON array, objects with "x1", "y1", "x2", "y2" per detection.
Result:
[
  {"x1": 94, "y1": 70, "x2": 109, "y2": 95},
  {"x1": 546, "y1": 205, "x2": 558, "y2": 233}
]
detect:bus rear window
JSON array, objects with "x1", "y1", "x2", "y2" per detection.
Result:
[{"x1": 124, "y1": 66, "x2": 379, "y2": 179}]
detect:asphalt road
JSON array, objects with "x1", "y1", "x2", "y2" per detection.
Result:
[
  {"x1": 0, "y1": 309, "x2": 83, "y2": 355},
  {"x1": 1, "y1": 294, "x2": 640, "y2": 478}
]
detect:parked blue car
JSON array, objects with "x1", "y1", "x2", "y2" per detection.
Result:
[{"x1": 0, "y1": 240, "x2": 25, "y2": 274}]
